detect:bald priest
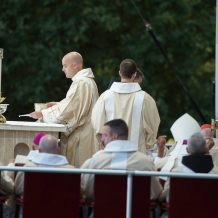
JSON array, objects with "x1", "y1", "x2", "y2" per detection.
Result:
[{"x1": 30, "y1": 52, "x2": 99, "y2": 167}]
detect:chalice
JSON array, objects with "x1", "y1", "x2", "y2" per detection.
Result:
[{"x1": 0, "y1": 93, "x2": 8, "y2": 123}]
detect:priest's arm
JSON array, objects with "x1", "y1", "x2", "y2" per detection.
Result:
[{"x1": 30, "y1": 80, "x2": 94, "y2": 137}]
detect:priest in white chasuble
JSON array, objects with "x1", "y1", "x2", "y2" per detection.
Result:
[
  {"x1": 91, "y1": 59, "x2": 160, "y2": 154},
  {"x1": 30, "y1": 52, "x2": 99, "y2": 167}
]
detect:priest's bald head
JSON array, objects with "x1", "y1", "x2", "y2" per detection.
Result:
[
  {"x1": 62, "y1": 52, "x2": 83, "y2": 78},
  {"x1": 39, "y1": 134, "x2": 60, "y2": 154},
  {"x1": 103, "y1": 119, "x2": 128, "y2": 146},
  {"x1": 119, "y1": 59, "x2": 137, "y2": 82}
]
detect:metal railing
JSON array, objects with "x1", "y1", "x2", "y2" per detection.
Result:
[{"x1": 4, "y1": 166, "x2": 218, "y2": 218}]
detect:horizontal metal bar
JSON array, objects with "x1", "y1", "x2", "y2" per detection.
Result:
[{"x1": 2, "y1": 166, "x2": 218, "y2": 179}]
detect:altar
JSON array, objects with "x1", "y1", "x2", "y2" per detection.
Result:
[{"x1": 0, "y1": 121, "x2": 66, "y2": 165}]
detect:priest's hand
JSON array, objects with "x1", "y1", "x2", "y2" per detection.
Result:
[
  {"x1": 206, "y1": 137, "x2": 214, "y2": 151},
  {"x1": 157, "y1": 135, "x2": 167, "y2": 158},
  {"x1": 47, "y1": 102, "x2": 56, "y2": 108},
  {"x1": 30, "y1": 111, "x2": 43, "y2": 119}
]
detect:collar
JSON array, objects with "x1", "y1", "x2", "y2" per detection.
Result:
[
  {"x1": 182, "y1": 154, "x2": 214, "y2": 173},
  {"x1": 104, "y1": 140, "x2": 137, "y2": 152},
  {"x1": 26, "y1": 150, "x2": 39, "y2": 160},
  {"x1": 92, "y1": 150, "x2": 105, "y2": 158},
  {"x1": 110, "y1": 82, "x2": 141, "y2": 93},
  {"x1": 31, "y1": 153, "x2": 68, "y2": 166},
  {"x1": 72, "y1": 68, "x2": 94, "y2": 81}
]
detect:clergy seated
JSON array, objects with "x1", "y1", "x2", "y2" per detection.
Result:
[
  {"x1": 81, "y1": 119, "x2": 162, "y2": 218},
  {"x1": 158, "y1": 132, "x2": 218, "y2": 218},
  {"x1": 14, "y1": 134, "x2": 79, "y2": 217},
  {"x1": 154, "y1": 127, "x2": 218, "y2": 171}
]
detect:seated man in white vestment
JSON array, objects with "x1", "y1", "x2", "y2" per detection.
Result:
[
  {"x1": 15, "y1": 135, "x2": 76, "y2": 198},
  {"x1": 29, "y1": 52, "x2": 99, "y2": 167},
  {"x1": 91, "y1": 59, "x2": 161, "y2": 156},
  {"x1": 14, "y1": 135, "x2": 81, "y2": 217},
  {"x1": 82, "y1": 119, "x2": 162, "y2": 204},
  {"x1": 158, "y1": 132, "x2": 218, "y2": 218}
]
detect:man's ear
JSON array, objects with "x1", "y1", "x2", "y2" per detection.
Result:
[
  {"x1": 186, "y1": 147, "x2": 190, "y2": 154},
  {"x1": 119, "y1": 71, "x2": 122, "y2": 78},
  {"x1": 113, "y1": 133, "x2": 119, "y2": 140},
  {"x1": 56, "y1": 147, "x2": 60, "y2": 154},
  {"x1": 73, "y1": 62, "x2": 77, "y2": 69},
  {"x1": 131, "y1": 72, "x2": 136, "y2": 81}
]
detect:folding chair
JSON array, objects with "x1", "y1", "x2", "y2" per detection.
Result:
[
  {"x1": 164, "y1": 177, "x2": 218, "y2": 218},
  {"x1": 92, "y1": 174, "x2": 153, "y2": 218},
  {"x1": 19, "y1": 171, "x2": 81, "y2": 218}
]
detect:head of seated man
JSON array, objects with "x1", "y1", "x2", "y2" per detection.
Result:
[
  {"x1": 102, "y1": 119, "x2": 128, "y2": 146},
  {"x1": 38, "y1": 134, "x2": 60, "y2": 154},
  {"x1": 186, "y1": 132, "x2": 208, "y2": 155},
  {"x1": 200, "y1": 124, "x2": 214, "y2": 138}
]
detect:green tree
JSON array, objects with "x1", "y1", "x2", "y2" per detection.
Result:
[{"x1": 0, "y1": 0, "x2": 215, "y2": 138}]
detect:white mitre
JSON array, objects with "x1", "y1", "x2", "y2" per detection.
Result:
[
  {"x1": 170, "y1": 113, "x2": 201, "y2": 142},
  {"x1": 160, "y1": 113, "x2": 201, "y2": 180}
]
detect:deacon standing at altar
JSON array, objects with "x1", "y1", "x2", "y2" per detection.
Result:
[
  {"x1": 91, "y1": 59, "x2": 160, "y2": 154},
  {"x1": 30, "y1": 52, "x2": 99, "y2": 167}
]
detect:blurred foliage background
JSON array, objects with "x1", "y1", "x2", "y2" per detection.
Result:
[{"x1": 0, "y1": 0, "x2": 215, "y2": 139}]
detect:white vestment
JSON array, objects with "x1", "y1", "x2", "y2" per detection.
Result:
[
  {"x1": 91, "y1": 82, "x2": 160, "y2": 153},
  {"x1": 81, "y1": 140, "x2": 162, "y2": 201},
  {"x1": 41, "y1": 68, "x2": 99, "y2": 167},
  {"x1": 15, "y1": 153, "x2": 74, "y2": 196}
]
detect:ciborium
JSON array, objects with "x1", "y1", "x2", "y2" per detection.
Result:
[
  {"x1": 34, "y1": 103, "x2": 47, "y2": 123},
  {"x1": 34, "y1": 103, "x2": 47, "y2": 111}
]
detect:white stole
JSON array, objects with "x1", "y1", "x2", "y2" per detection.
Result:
[
  {"x1": 103, "y1": 90, "x2": 144, "y2": 149},
  {"x1": 160, "y1": 140, "x2": 184, "y2": 180}
]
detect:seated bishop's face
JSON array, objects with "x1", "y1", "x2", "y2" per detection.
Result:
[{"x1": 201, "y1": 128, "x2": 214, "y2": 138}]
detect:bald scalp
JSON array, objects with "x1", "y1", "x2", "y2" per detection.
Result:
[
  {"x1": 64, "y1": 52, "x2": 83, "y2": 65},
  {"x1": 39, "y1": 135, "x2": 58, "y2": 154}
]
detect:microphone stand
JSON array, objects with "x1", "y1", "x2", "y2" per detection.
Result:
[{"x1": 130, "y1": 0, "x2": 207, "y2": 124}]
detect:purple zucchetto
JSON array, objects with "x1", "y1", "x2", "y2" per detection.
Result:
[{"x1": 33, "y1": 133, "x2": 46, "y2": 146}]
